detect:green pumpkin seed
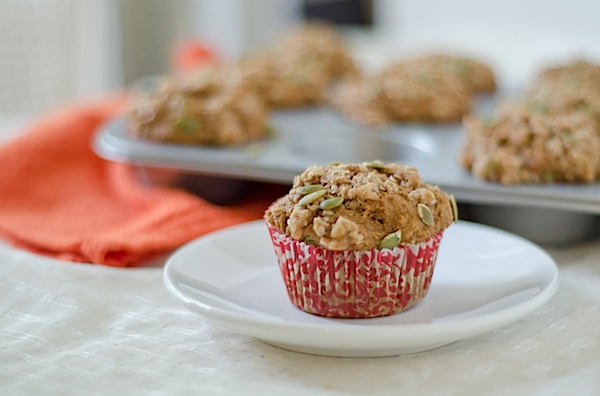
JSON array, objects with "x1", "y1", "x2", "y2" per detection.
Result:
[
  {"x1": 417, "y1": 203, "x2": 434, "y2": 226},
  {"x1": 319, "y1": 197, "x2": 344, "y2": 210},
  {"x1": 362, "y1": 160, "x2": 386, "y2": 170},
  {"x1": 450, "y1": 194, "x2": 459, "y2": 224},
  {"x1": 542, "y1": 171, "x2": 555, "y2": 183},
  {"x1": 297, "y1": 184, "x2": 324, "y2": 195},
  {"x1": 175, "y1": 116, "x2": 199, "y2": 133},
  {"x1": 454, "y1": 58, "x2": 472, "y2": 77},
  {"x1": 482, "y1": 157, "x2": 499, "y2": 175},
  {"x1": 378, "y1": 231, "x2": 402, "y2": 249},
  {"x1": 296, "y1": 189, "x2": 326, "y2": 206},
  {"x1": 304, "y1": 237, "x2": 318, "y2": 246}
]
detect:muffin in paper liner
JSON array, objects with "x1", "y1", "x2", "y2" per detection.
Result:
[{"x1": 267, "y1": 224, "x2": 444, "y2": 319}]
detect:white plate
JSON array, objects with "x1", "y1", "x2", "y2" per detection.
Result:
[{"x1": 163, "y1": 220, "x2": 558, "y2": 357}]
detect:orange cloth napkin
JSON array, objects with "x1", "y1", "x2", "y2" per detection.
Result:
[{"x1": 0, "y1": 97, "x2": 287, "y2": 267}]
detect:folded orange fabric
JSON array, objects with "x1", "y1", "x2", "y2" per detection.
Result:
[{"x1": 0, "y1": 97, "x2": 287, "y2": 267}]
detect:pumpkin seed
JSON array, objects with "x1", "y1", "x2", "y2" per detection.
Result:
[
  {"x1": 481, "y1": 157, "x2": 499, "y2": 177},
  {"x1": 362, "y1": 160, "x2": 386, "y2": 170},
  {"x1": 450, "y1": 194, "x2": 459, "y2": 224},
  {"x1": 304, "y1": 237, "x2": 318, "y2": 246},
  {"x1": 378, "y1": 231, "x2": 402, "y2": 249},
  {"x1": 542, "y1": 171, "x2": 555, "y2": 183},
  {"x1": 454, "y1": 58, "x2": 472, "y2": 77},
  {"x1": 297, "y1": 184, "x2": 324, "y2": 195},
  {"x1": 417, "y1": 203, "x2": 434, "y2": 226},
  {"x1": 319, "y1": 197, "x2": 344, "y2": 210},
  {"x1": 175, "y1": 116, "x2": 199, "y2": 133},
  {"x1": 296, "y1": 189, "x2": 326, "y2": 206}
]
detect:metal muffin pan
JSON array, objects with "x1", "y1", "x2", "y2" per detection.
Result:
[{"x1": 93, "y1": 102, "x2": 600, "y2": 245}]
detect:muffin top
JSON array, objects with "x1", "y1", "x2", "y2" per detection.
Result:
[
  {"x1": 237, "y1": 22, "x2": 359, "y2": 108},
  {"x1": 329, "y1": 58, "x2": 472, "y2": 125},
  {"x1": 264, "y1": 162, "x2": 456, "y2": 250},
  {"x1": 127, "y1": 67, "x2": 268, "y2": 146},
  {"x1": 526, "y1": 60, "x2": 600, "y2": 127},
  {"x1": 460, "y1": 58, "x2": 600, "y2": 185},
  {"x1": 460, "y1": 103, "x2": 600, "y2": 184},
  {"x1": 403, "y1": 54, "x2": 497, "y2": 94},
  {"x1": 534, "y1": 59, "x2": 600, "y2": 91}
]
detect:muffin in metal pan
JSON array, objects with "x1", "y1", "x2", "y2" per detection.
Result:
[
  {"x1": 127, "y1": 67, "x2": 269, "y2": 147},
  {"x1": 461, "y1": 59, "x2": 600, "y2": 185},
  {"x1": 237, "y1": 21, "x2": 359, "y2": 108},
  {"x1": 329, "y1": 54, "x2": 496, "y2": 126}
]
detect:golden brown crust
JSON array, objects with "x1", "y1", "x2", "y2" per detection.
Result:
[{"x1": 264, "y1": 163, "x2": 454, "y2": 250}]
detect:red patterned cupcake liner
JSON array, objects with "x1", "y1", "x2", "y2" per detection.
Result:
[{"x1": 267, "y1": 224, "x2": 443, "y2": 318}]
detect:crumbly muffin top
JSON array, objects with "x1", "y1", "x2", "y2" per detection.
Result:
[
  {"x1": 534, "y1": 59, "x2": 600, "y2": 91},
  {"x1": 127, "y1": 67, "x2": 268, "y2": 146},
  {"x1": 272, "y1": 21, "x2": 359, "y2": 79},
  {"x1": 403, "y1": 54, "x2": 497, "y2": 94},
  {"x1": 460, "y1": 58, "x2": 600, "y2": 185},
  {"x1": 329, "y1": 57, "x2": 473, "y2": 125},
  {"x1": 460, "y1": 103, "x2": 600, "y2": 184},
  {"x1": 526, "y1": 61, "x2": 600, "y2": 126},
  {"x1": 237, "y1": 22, "x2": 359, "y2": 108},
  {"x1": 264, "y1": 162, "x2": 456, "y2": 250}
]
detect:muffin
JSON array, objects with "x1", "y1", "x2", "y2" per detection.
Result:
[
  {"x1": 533, "y1": 59, "x2": 600, "y2": 91},
  {"x1": 264, "y1": 162, "x2": 457, "y2": 318},
  {"x1": 526, "y1": 59, "x2": 600, "y2": 128},
  {"x1": 127, "y1": 66, "x2": 269, "y2": 146},
  {"x1": 330, "y1": 60, "x2": 472, "y2": 126},
  {"x1": 239, "y1": 22, "x2": 359, "y2": 108},
  {"x1": 403, "y1": 54, "x2": 497, "y2": 94},
  {"x1": 460, "y1": 102, "x2": 600, "y2": 184},
  {"x1": 460, "y1": 59, "x2": 600, "y2": 184}
]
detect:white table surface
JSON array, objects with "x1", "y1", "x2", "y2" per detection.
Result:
[
  {"x1": 1, "y1": 235, "x2": 600, "y2": 396},
  {"x1": 1, "y1": 119, "x2": 599, "y2": 396}
]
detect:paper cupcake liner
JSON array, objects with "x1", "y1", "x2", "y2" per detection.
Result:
[{"x1": 267, "y1": 225, "x2": 444, "y2": 318}]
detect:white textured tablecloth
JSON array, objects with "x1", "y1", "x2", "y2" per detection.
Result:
[{"x1": 1, "y1": 236, "x2": 599, "y2": 396}]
